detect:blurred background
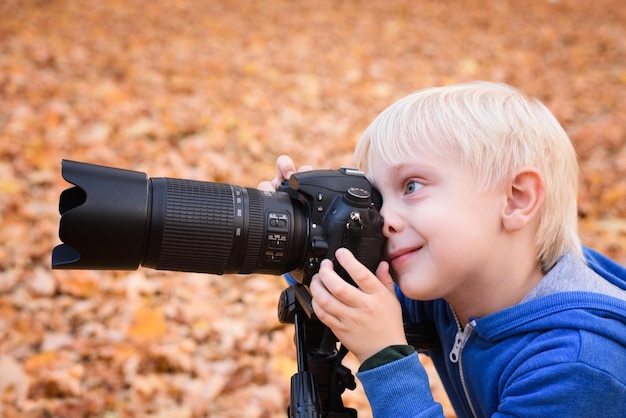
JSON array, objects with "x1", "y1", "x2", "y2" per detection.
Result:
[{"x1": 1, "y1": 1, "x2": 625, "y2": 417}]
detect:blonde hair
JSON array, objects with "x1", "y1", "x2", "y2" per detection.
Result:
[{"x1": 354, "y1": 81, "x2": 582, "y2": 271}]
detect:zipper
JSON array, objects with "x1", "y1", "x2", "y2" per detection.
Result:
[
  {"x1": 449, "y1": 308, "x2": 478, "y2": 418},
  {"x1": 449, "y1": 320, "x2": 475, "y2": 363}
]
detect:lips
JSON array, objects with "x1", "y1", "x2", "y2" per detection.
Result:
[{"x1": 388, "y1": 246, "x2": 422, "y2": 269}]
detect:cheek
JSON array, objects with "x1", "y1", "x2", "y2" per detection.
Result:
[
  {"x1": 419, "y1": 204, "x2": 483, "y2": 254},
  {"x1": 426, "y1": 202, "x2": 501, "y2": 269},
  {"x1": 414, "y1": 200, "x2": 460, "y2": 231}
]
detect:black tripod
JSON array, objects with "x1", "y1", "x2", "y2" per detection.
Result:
[{"x1": 278, "y1": 283, "x2": 358, "y2": 418}]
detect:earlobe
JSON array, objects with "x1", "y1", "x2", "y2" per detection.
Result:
[{"x1": 502, "y1": 168, "x2": 546, "y2": 231}]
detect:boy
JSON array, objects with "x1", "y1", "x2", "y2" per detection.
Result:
[{"x1": 259, "y1": 82, "x2": 626, "y2": 417}]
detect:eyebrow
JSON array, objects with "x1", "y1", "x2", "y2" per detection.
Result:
[{"x1": 392, "y1": 161, "x2": 442, "y2": 177}]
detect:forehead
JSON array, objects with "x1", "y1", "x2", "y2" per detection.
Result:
[{"x1": 365, "y1": 150, "x2": 459, "y2": 185}]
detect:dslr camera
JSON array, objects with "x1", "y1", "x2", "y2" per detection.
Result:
[{"x1": 52, "y1": 160, "x2": 386, "y2": 286}]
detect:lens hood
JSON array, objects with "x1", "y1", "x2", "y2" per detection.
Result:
[{"x1": 52, "y1": 160, "x2": 149, "y2": 269}]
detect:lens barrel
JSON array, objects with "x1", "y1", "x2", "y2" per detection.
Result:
[{"x1": 52, "y1": 160, "x2": 307, "y2": 275}]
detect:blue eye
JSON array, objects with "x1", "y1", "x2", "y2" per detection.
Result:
[{"x1": 405, "y1": 180, "x2": 424, "y2": 194}]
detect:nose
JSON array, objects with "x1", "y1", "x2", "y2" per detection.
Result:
[{"x1": 380, "y1": 204, "x2": 402, "y2": 237}]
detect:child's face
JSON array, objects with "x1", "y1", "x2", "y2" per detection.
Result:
[{"x1": 368, "y1": 150, "x2": 508, "y2": 304}]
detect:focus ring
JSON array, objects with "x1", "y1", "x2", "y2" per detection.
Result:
[{"x1": 157, "y1": 179, "x2": 235, "y2": 273}]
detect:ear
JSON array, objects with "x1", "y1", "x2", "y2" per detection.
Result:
[{"x1": 502, "y1": 168, "x2": 546, "y2": 232}]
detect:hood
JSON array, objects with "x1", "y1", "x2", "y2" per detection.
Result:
[
  {"x1": 476, "y1": 248, "x2": 626, "y2": 344},
  {"x1": 584, "y1": 246, "x2": 626, "y2": 290}
]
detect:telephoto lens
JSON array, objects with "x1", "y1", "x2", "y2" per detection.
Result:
[{"x1": 52, "y1": 160, "x2": 307, "y2": 275}]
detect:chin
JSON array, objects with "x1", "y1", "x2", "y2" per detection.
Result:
[{"x1": 396, "y1": 277, "x2": 440, "y2": 301}]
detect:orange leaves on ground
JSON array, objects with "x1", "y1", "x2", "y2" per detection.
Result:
[
  {"x1": 55, "y1": 271, "x2": 101, "y2": 299},
  {"x1": 127, "y1": 307, "x2": 168, "y2": 341}
]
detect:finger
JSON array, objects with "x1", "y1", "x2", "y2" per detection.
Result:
[
  {"x1": 334, "y1": 248, "x2": 383, "y2": 295},
  {"x1": 311, "y1": 295, "x2": 342, "y2": 328},
  {"x1": 309, "y1": 273, "x2": 345, "y2": 324},
  {"x1": 261, "y1": 155, "x2": 295, "y2": 190},
  {"x1": 272, "y1": 156, "x2": 314, "y2": 189},
  {"x1": 257, "y1": 180, "x2": 275, "y2": 191},
  {"x1": 257, "y1": 155, "x2": 297, "y2": 190},
  {"x1": 375, "y1": 261, "x2": 396, "y2": 294},
  {"x1": 275, "y1": 155, "x2": 296, "y2": 180},
  {"x1": 314, "y1": 259, "x2": 361, "y2": 308}
]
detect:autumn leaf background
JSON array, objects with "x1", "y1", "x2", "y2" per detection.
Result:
[{"x1": 1, "y1": 1, "x2": 625, "y2": 417}]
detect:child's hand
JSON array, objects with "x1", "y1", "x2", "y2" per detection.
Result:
[
  {"x1": 257, "y1": 155, "x2": 312, "y2": 191},
  {"x1": 310, "y1": 248, "x2": 408, "y2": 363}
]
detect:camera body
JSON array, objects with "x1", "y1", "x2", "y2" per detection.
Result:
[
  {"x1": 52, "y1": 161, "x2": 386, "y2": 285},
  {"x1": 277, "y1": 167, "x2": 385, "y2": 285}
]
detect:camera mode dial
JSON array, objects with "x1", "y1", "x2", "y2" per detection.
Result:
[{"x1": 342, "y1": 187, "x2": 371, "y2": 208}]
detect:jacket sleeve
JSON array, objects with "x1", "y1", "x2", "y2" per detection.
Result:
[{"x1": 356, "y1": 352, "x2": 445, "y2": 418}]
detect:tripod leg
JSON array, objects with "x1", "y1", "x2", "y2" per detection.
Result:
[
  {"x1": 280, "y1": 285, "x2": 357, "y2": 417},
  {"x1": 288, "y1": 312, "x2": 322, "y2": 417}
]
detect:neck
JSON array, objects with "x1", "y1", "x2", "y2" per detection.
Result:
[{"x1": 448, "y1": 253, "x2": 544, "y2": 326}]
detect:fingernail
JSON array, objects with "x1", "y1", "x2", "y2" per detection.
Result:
[{"x1": 336, "y1": 248, "x2": 348, "y2": 258}]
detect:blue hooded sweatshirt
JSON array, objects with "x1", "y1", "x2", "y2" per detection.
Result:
[{"x1": 356, "y1": 248, "x2": 626, "y2": 417}]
